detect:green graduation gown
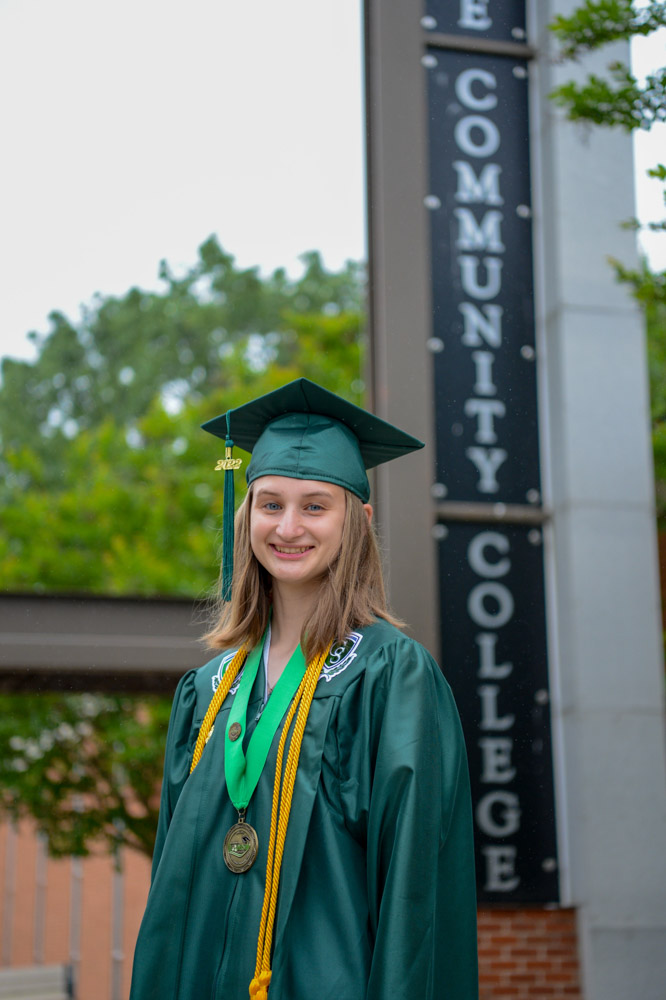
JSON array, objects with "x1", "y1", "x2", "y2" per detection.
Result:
[{"x1": 129, "y1": 619, "x2": 479, "y2": 999}]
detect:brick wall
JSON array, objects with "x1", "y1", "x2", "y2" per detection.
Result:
[
  {"x1": 0, "y1": 819, "x2": 151, "y2": 1000},
  {"x1": 478, "y1": 907, "x2": 582, "y2": 999}
]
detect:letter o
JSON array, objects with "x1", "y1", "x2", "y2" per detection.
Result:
[
  {"x1": 476, "y1": 791, "x2": 521, "y2": 837},
  {"x1": 468, "y1": 531, "x2": 511, "y2": 578},
  {"x1": 455, "y1": 68, "x2": 498, "y2": 111},
  {"x1": 468, "y1": 582, "x2": 514, "y2": 628},
  {"x1": 454, "y1": 115, "x2": 500, "y2": 158}
]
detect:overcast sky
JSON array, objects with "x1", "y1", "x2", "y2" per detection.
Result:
[
  {"x1": 0, "y1": 0, "x2": 365, "y2": 362},
  {"x1": 0, "y1": 0, "x2": 664, "y2": 365}
]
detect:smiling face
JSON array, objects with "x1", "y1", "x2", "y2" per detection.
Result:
[{"x1": 249, "y1": 476, "x2": 349, "y2": 593}]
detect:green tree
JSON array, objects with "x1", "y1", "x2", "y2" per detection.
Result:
[
  {"x1": 0, "y1": 238, "x2": 365, "y2": 595},
  {"x1": 0, "y1": 240, "x2": 366, "y2": 857},
  {"x1": 0, "y1": 693, "x2": 170, "y2": 858},
  {"x1": 0, "y1": 236, "x2": 364, "y2": 486},
  {"x1": 550, "y1": 1, "x2": 666, "y2": 131}
]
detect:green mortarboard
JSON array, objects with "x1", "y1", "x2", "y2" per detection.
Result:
[{"x1": 201, "y1": 378, "x2": 424, "y2": 599}]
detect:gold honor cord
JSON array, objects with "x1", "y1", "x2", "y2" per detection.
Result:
[
  {"x1": 249, "y1": 642, "x2": 331, "y2": 1000},
  {"x1": 190, "y1": 647, "x2": 249, "y2": 773},
  {"x1": 188, "y1": 640, "x2": 332, "y2": 1000}
]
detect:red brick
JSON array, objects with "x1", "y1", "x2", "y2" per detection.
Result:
[{"x1": 477, "y1": 906, "x2": 582, "y2": 999}]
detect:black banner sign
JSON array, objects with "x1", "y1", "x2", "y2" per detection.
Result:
[
  {"x1": 437, "y1": 522, "x2": 559, "y2": 903},
  {"x1": 439, "y1": 522, "x2": 558, "y2": 903},
  {"x1": 425, "y1": 47, "x2": 540, "y2": 505},
  {"x1": 424, "y1": 0, "x2": 527, "y2": 43}
]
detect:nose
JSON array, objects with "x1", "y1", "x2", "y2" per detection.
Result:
[{"x1": 276, "y1": 506, "x2": 305, "y2": 540}]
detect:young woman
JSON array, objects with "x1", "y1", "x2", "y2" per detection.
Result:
[{"x1": 130, "y1": 379, "x2": 478, "y2": 1000}]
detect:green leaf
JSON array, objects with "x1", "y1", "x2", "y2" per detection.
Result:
[{"x1": 550, "y1": 1, "x2": 666, "y2": 59}]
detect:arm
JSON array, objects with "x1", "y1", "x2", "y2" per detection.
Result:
[
  {"x1": 361, "y1": 642, "x2": 478, "y2": 999},
  {"x1": 150, "y1": 669, "x2": 198, "y2": 881}
]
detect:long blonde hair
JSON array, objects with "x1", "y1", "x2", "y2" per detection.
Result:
[{"x1": 203, "y1": 485, "x2": 403, "y2": 661}]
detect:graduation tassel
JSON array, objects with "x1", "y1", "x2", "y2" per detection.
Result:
[
  {"x1": 215, "y1": 418, "x2": 243, "y2": 602},
  {"x1": 221, "y1": 437, "x2": 235, "y2": 601}
]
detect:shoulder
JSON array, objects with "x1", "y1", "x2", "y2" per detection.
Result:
[
  {"x1": 169, "y1": 649, "x2": 240, "y2": 729},
  {"x1": 360, "y1": 618, "x2": 435, "y2": 661},
  {"x1": 314, "y1": 619, "x2": 445, "y2": 698},
  {"x1": 331, "y1": 622, "x2": 465, "y2": 770}
]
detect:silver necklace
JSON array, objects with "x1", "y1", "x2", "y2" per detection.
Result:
[{"x1": 255, "y1": 622, "x2": 273, "y2": 720}]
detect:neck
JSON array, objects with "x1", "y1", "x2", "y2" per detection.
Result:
[{"x1": 270, "y1": 580, "x2": 319, "y2": 653}]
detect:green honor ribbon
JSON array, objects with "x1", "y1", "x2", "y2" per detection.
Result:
[{"x1": 224, "y1": 629, "x2": 308, "y2": 813}]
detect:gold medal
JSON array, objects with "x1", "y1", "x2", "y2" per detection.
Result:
[{"x1": 223, "y1": 818, "x2": 259, "y2": 873}]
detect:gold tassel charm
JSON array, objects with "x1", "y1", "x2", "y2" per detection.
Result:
[{"x1": 215, "y1": 446, "x2": 243, "y2": 471}]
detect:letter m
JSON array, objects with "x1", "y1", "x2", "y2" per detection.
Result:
[
  {"x1": 455, "y1": 208, "x2": 505, "y2": 252},
  {"x1": 453, "y1": 161, "x2": 503, "y2": 205}
]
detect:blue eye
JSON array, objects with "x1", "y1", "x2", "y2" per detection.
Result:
[
  {"x1": 264, "y1": 502, "x2": 281, "y2": 511},
  {"x1": 307, "y1": 504, "x2": 323, "y2": 512}
]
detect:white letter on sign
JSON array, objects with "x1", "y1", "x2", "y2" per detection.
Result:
[
  {"x1": 455, "y1": 208, "x2": 505, "y2": 253},
  {"x1": 459, "y1": 256, "x2": 502, "y2": 300},
  {"x1": 466, "y1": 447, "x2": 507, "y2": 492},
  {"x1": 453, "y1": 162, "x2": 503, "y2": 205},
  {"x1": 469, "y1": 583, "x2": 514, "y2": 628},
  {"x1": 459, "y1": 302, "x2": 503, "y2": 347},
  {"x1": 464, "y1": 399, "x2": 506, "y2": 444},
  {"x1": 476, "y1": 790, "x2": 521, "y2": 836},
  {"x1": 468, "y1": 531, "x2": 511, "y2": 578},
  {"x1": 471, "y1": 351, "x2": 497, "y2": 396},
  {"x1": 476, "y1": 633, "x2": 513, "y2": 679},
  {"x1": 458, "y1": 0, "x2": 492, "y2": 30},
  {"x1": 479, "y1": 737, "x2": 516, "y2": 783},
  {"x1": 455, "y1": 68, "x2": 498, "y2": 111},
  {"x1": 478, "y1": 683, "x2": 515, "y2": 729},
  {"x1": 482, "y1": 846, "x2": 520, "y2": 892},
  {"x1": 454, "y1": 116, "x2": 500, "y2": 158}
]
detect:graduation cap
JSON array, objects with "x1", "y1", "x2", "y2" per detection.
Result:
[{"x1": 202, "y1": 378, "x2": 424, "y2": 599}]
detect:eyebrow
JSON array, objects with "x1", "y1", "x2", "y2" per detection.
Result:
[{"x1": 254, "y1": 488, "x2": 335, "y2": 500}]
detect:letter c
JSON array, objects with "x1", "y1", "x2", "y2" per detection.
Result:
[
  {"x1": 455, "y1": 68, "x2": 498, "y2": 111},
  {"x1": 468, "y1": 531, "x2": 511, "y2": 578}
]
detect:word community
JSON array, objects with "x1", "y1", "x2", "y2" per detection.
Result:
[{"x1": 453, "y1": 63, "x2": 509, "y2": 496}]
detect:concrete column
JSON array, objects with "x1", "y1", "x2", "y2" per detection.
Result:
[
  {"x1": 531, "y1": 3, "x2": 666, "y2": 997},
  {"x1": 365, "y1": 0, "x2": 438, "y2": 654}
]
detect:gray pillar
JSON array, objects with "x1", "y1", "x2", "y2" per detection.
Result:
[
  {"x1": 533, "y1": 3, "x2": 666, "y2": 997},
  {"x1": 365, "y1": 0, "x2": 438, "y2": 654}
]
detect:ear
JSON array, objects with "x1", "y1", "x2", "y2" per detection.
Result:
[{"x1": 362, "y1": 503, "x2": 373, "y2": 527}]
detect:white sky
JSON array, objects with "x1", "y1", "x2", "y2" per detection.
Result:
[
  {"x1": 0, "y1": 0, "x2": 664, "y2": 365},
  {"x1": 0, "y1": 0, "x2": 366, "y2": 362}
]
